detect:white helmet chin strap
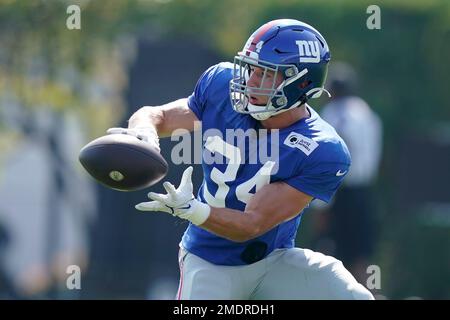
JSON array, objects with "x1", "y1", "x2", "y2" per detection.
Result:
[
  {"x1": 247, "y1": 87, "x2": 331, "y2": 121},
  {"x1": 247, "y1": 100, "x2": 301, "y2": 121}
]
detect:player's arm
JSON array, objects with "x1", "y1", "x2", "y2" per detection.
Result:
[
  {"x1": 111, "y1": 63, "x2": 216, "y2": 144},
  {"x1": 107, "y1": 98, "x2": 199, "y2": 152},
  {"x1": 127, "y1": 98, "x2": 199, "y2": 138},
  {"x1": 201, "y1": 182, "x2": 312, "y2": 242}
]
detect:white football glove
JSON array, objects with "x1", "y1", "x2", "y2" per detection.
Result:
[
  {"x1": 135, "y1": 166, "x2": 211, "y2": 226},
  {"x1": 107, "y1": 127, "x2": 160, "y2": 152}
]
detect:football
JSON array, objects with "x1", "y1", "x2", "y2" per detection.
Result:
[{"x1": 79, "y1": 133, "x2": 168, "y2": 191}]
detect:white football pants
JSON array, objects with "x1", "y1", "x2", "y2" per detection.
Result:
[{"x1": 175, "y1": 246, "x2": 374, "y2": 300}]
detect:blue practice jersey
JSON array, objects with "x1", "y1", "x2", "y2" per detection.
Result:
[{"x1": 181, "y1": 62, "x2": 351, "y2": 266}]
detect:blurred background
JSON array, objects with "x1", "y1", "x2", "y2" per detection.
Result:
[{"x1": 0, "y1": 0, "x2": 449, "y2": 299}]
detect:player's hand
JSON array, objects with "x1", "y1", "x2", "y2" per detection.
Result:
[
  {"x1": 135, "y1": 166, "x2": 210, "y2": 226},
  {"x1": 107, "y1": 127, "x2": 160, "y2": 152}
]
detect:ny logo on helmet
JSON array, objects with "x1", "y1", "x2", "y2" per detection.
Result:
[{"x1": 296, "y1": 40, "x2": 320, "y2": 63}]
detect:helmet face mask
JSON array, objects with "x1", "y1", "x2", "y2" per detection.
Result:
[
  {"x1": 230, "y1": 55, "x2": 290, "y2": 115},
  {"x1": 229, "y1": 19, "x2": 331, "y2": 120}
]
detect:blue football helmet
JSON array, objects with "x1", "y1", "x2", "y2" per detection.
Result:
[{"x1": 229, "y1": 19, "x2": 331, "y2": 120}]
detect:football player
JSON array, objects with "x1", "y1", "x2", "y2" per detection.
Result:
[{"x1": 109, "y1": 19, "x2": 374, "y2": 300}]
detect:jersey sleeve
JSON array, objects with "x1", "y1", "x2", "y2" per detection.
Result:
[
  {"x1": 285, "y1": 161, "x2": 350, "y2": 203},
  {"x1": 187, "y1": 64, "x2": 218, "y2": 121}
]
